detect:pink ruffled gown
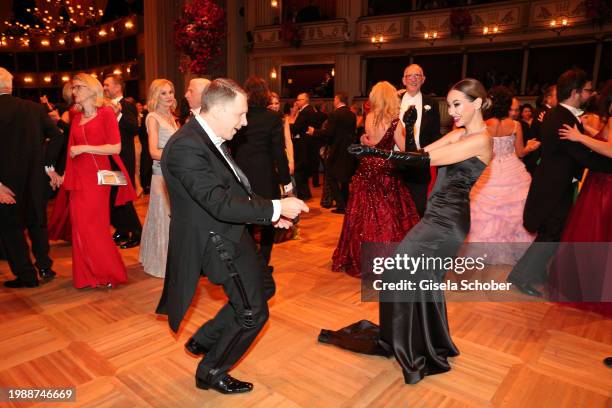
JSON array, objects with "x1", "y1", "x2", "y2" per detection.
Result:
[{"x1": 464, "y1": 127, "x2": 535, "y2": 264}]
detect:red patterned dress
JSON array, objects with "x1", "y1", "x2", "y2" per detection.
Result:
[{"x1": 332, "y1": 118, "x2": 420, "y2": 277}]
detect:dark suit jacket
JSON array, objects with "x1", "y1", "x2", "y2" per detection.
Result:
[
  {"x1": 524, "y1": 105, "x2": 612, "y2": 232},
  {"x1": 313, "y1": 105, "x2": 357, "y2": 183},
  {"x1": 290, "y1": 104, "x2": 318, "y2": 172},
  {"x1": 523, "y1": 106, "x2": 550, "y2": 174},
  {"x1": 0, "y1": 94, "x2": 62, "y2": 228},
  {"x1": 401, "y1": 94, "x2": 441, "y2": 186},
  {"x1": 231, "y1": 106, "x2": 291, "y2": 199},
  {"x1": 113, "y1": 98, "x2": 139, "y2": 183},
  {"x1": 156, "y1": 118, "x2": 274, "y2": 332},
  {"x1": 290, "y1": 104, "x2": 317, "y2": 138}
]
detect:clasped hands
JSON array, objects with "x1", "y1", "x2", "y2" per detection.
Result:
[{"x1": 275, "y1": 197, "x2": 309, "y2": 229}]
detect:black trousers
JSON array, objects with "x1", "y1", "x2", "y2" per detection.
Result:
[
  {"x1": 0, "y1": 226, "x2": 38, "y2": 282},
  {"x1": 109, "y1": 186, "x2": 142, "y2": 237},
  {"x1": 329, "y1": 176, "x2": 349, "y2": 210},
  {"x1": 193, "y1": 231, "x2": 275, "y2": 382},
  {"x1": 246, "y1": 224, "x2": 276, "y2": 267},
  {"x1": 293, "y1": 138, "x2": 312, "y2": 200},
  {"x1": 25, "y1": 195, "x2": 52, "y2": 270},
  {"x1": 508, "y1": 195, "x2": 572, "y2": 285}
]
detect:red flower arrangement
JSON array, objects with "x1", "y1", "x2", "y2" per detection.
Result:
[
  {"x1": 174, "y1": 0, "x2": 226, "y2": 75},
  {"x1": 449, "y1": 8, "x2": 473, "y2": 40}
]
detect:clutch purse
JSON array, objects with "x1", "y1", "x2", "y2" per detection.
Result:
[
  {"x1": 81, "y1": 124, "x2": 128, "y2": 186},
  {"x1": 97, "y1": 170, "x2": 127, "y2": 186}
]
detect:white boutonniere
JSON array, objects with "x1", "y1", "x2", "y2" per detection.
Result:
[{"x1": 424, "y1": 104, "x2": 431, "y2": 112}]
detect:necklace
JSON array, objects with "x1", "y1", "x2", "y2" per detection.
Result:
[
  {"x1": 157, "y1": 110, "x2": 176, "y2": 128},
  {"x1": 82, "y1": 108, "x2": 96, "y2": 118}
]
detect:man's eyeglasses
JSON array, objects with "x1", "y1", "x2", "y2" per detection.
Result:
[
  {"x1": 403, "y1": 74, "x2": 423, "y2": 80},
  {"x1": 71, "y1": 84, "x2": 86, "y2": 92},
  {"x1": 581, "y1": 88, "x2": 594, "y2": 94}
]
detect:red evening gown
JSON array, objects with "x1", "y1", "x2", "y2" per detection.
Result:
[
  {"x1": 548, "y1": 132, "x2": 612, "y2": 315},
  {"x1": 62, "y1": 106, "x2": 136, "y2": 288},
  {"x1": 332, "y1": 118, "x2": 420, "y2": 277}
]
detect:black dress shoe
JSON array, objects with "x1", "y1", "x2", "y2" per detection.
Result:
[
  {"x1": 507, "y1": 279, "x2": 542, "y2": 297},
  {"x1": 4, "y1": 278, "x2": 39, "y2": 288},
  {"x1": 185, "y1": 338, "x2": 209, "y2": 356},
  {"x1": 39, "y1": 268, "x2": 56, "y2": 281},
  {"x1": 112, "y1": 232, "x2": 129, "y2": 245},
  {"x1": 196, "y1": 373, "x2": 253, "y2": 394},
  {"x1": 331, "y1": 208, "x2": 345, "y2": 214},
  {"x1": 604, "y1": 357, "x2": 612, "y2": 368},
  {"x1": 320, "y1": 203, "x2": 333, "y2": 209},
  {"x1": 120, "y1": 236, "x2": 140, "y2": 249}
]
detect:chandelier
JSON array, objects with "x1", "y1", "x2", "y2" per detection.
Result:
[{"x1": 2, "y1": 0, "x2": 105, "y2": 40}]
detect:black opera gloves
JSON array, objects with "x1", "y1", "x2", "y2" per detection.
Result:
[
  {"x1": 403, "y1": 105, "x2": 418, "y2": 151},
  {"x1": 347, "y1": 144, "x2": 430, "y2": 167},
  {"x1": 403, "y1": 105, "x2": 417, "y2": 129}
]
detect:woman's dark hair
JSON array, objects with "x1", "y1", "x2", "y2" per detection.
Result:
[
  {"x1": 243, "y1": 76, "x2": 270, "y2": 107},
  {"x1": 450, "y1": 78, "x2": 492, "y2": 112},
  {"x1": 487, "y1": 85, "x2": 513, "y2": 119}
]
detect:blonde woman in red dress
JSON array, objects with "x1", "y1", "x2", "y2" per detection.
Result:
[{"x1": 62, "y1": 73, "x2": 136, "y2": 288}]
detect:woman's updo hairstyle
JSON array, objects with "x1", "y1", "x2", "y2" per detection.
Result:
[
  {"x1": 450, "y1": 78, "x2": 492, "y2": 112},
  {"x1": 487, "y1": 85, "x2": 513, "y2": 119}
]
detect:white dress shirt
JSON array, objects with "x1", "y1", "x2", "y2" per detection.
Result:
[
  {"x1": 399, "y1": 91, "x2": 423, "y2": 149},
  {"x1": 191, "y1": 106, "x2": 201, "y2": 116},
  {"x1": 559, "y1": 103, "x2": 583, "y2": 120},
  {"x1": 112, "y1": 95, "x2": 123, "y2": 122},
  {"x1": 193, "y1": 114, "x2": 281, "y2": 222}
]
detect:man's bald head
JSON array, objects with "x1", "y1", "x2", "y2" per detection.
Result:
[
  {"x1": 402, "y1": 64, "x2": 426, "y2": 96},
  {"x1": 185, "y1": 77, "x2": 211, "y2": 110}
]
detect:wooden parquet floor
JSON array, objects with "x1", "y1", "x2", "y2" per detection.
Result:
[{"x1": 1, "y1": 185, "x2": 611, "y2": 408}]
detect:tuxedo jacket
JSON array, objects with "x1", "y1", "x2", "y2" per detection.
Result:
[
  {"x1": 0, "y1": 94, "x2": 62, "y2": 228},
  {"x1": 113, "y1": 98, "x2": 139, "y2": 181},
  {"x1": 401, "y1": 94, "x2": 441, "y2": 185},
  {"x1": 156, "y1": 118, "x2": 274, "y2": 332},
  {"x1": 523, "y1": 105, "x2": 612, "y2": 232},
  {"x1": 313, "y1": 105, "x2": 357, "y2": 183},
  {"x1": 230, "y1": 106, "x2": 291, "y2": 199},
  {"x1": 523, "y1": 105, "x2": 551, "y2": 174},
  {"x1": 290, "y1": 104, "x2": 317, "y2": 138}
]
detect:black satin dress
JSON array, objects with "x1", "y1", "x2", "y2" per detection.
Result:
[{"x1": 320, "y1": 155, "x2": 487, "y2": 384}]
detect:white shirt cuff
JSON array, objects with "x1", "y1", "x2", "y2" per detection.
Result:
[
  {"x1": 271, "y1": 200, "x2": 281, "y2": 222},
  {"x1": 116, "y1": 112, "x2": 123, "y2": 122},
  {"x1": 283, "y1": 183, "x2": 293, "y2": 194}
]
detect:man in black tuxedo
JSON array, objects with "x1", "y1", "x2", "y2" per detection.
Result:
[
  {"x1": 524, "y1": 85, "x2": 557, "y2": 175},
  {"x1": 103, "y1": 74, "x2": 142, "y2": 248},
  {"x1": 156, "y1": 79, "x2": 308, "y2": 394},
  {"x1": 507, "y1": 69, "x2": 612, "y2": 297},
  {"x1": 0, "y1": 68, "x2": 63, "y2": 288},
  {"x1": 398, "y1": 64, "x2": 442, "y2": 217},
  {"x1": 290, "y1": 92, "x2": 318, "y2": 200},
  {"x1": 308, "y1": 92, "x2": 356, "y2": 213}
]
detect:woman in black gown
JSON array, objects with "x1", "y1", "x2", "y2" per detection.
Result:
[{"x1": 320, "y1": 78, "x2": 493, "y2": 384}]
